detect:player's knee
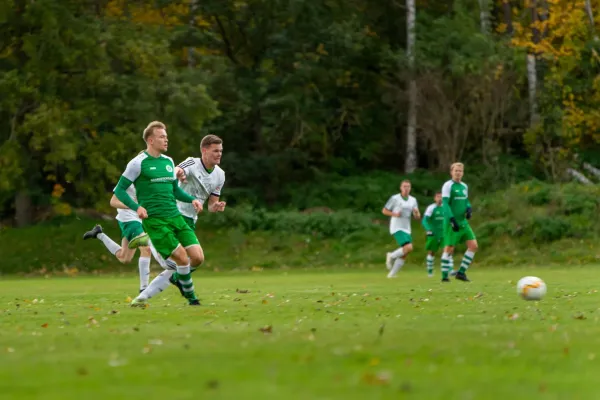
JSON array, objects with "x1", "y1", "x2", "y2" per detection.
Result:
[
  {"x1": 189, "y1": 252, "x2": 204, "y2": 268},
  {"x1": 404, "y1": 243, "x2": 413, "y2": 253},
  {"x1": 139, "y1": 246, "x2": 151, "y2": 257},
  {"x1": 468, "y1": 242, "x2": 479, "y2": 252}
]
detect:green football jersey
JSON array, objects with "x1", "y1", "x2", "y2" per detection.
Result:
[
  {"x1": 441, "y1": 180, "x2": 471, "y2": 223},
  {"x1": 120, "y1": 152, "x2": 181, "y2": 218},
  {"x1": 422, "y1": 203, "x2": 444, "y2": 236}
]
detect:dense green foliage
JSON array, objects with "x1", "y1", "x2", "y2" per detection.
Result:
[{"x1": 1, "y1": 0, "x2": 600, "y2": 224}]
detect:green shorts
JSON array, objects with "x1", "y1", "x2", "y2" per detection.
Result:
[
  {"x1": 443, "y1": 221, "x2": 476, "y2": 247},
  {"x1": 425, "y1": 235, "x2": 443, "y2": 252},
  {"x1": 117, "y1": 220, "x2": 145, "y2": 242},
  {"x1": 392, "y1": 230, "x2": 412, "y2": 247},
  {"x1": 182, "y1": 215, "x2": 196, "y2": 231},
  {"x1": 142, "y1": 215, "x2": 199, "y2": 259}
]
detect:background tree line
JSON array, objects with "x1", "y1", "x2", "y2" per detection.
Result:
[{"x1": 1, "y1": 0, "x2": 599, "y2": 227}]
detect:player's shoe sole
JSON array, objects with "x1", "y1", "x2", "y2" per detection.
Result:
[
  {"x1": 128, "y1": 233, "x2": 149, "y2": 249},
  {"x1": 455, "y1": 272, "x2": 470, "y2": 282},
  {"x1": 188, "y1": 299, "x2": 201, "y2": 306},
  {"x1": 385, "y1": 253, "x2": 393, "y2": 270},
  {"x1": 83, "y1": 225, "x2": 103, "y2": 240}
]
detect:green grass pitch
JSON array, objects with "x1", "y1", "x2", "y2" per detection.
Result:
[{"x1": 1, "y1": 267, "x2": 600, "y2": 399}]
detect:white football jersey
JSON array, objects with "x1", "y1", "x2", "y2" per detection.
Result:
[
  {"x1": 114, "y1": 185, "x2": 141, "y2": 223},
  {"x1": 384, "y1": 194, "x2": 418, "y2": 235},
  {"x1": 176, "y1": 157, "x2": 225, "y2": 222}
]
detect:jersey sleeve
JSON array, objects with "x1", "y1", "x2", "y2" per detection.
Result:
[
  {"x1": 122, "y1": 157, "x2": 143, "y2": 182},
  {"x1": 177, "y1": 157, "x2": 196, "y2": 175},
  {"x1": 384, "y1": 196, "x2": 396, "y2": 211},
  {"x1": 424, "y1": 204, "x2": 435, "y2": 217},
  {"x1": 412, "y1": 197, "x2": 419, "y2": 210},
  {"x1": 441, "y1": 181, "x2": 452, "y2": 198},
  {"x1": 212, "y1": 171, "x2": 225, "y2": 197}
]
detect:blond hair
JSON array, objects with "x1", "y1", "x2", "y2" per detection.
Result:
[
  {"x1": 399, "y1": 179, "x2": 411, "y2": 190},
  {"x1": 450, "y1": 162, "x2": 464, "y2": 172},
  {"x1": 200, "y1": 134, "x2": 223, "y2": 149},
  {"x1": 143, "y1": 121, "x2": 166, "y2": 142}
]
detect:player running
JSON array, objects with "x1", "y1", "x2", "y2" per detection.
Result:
[
  {"x1": 441, "y1": 162, "x2": 478, "y2": 282},
  {"x1": 383, "y1": 180, "x2": 420, "y2": 278},
  {"x1": 422, "y1": 192, "x2": 445, "y2": 277},
  {"x1": 113, "y1": 121, "x2": 204, "y2": 306},
  {"x1": 82, "y1": 182, "x2": 153, "y2": 293}
]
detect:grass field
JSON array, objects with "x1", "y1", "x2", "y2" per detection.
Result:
[{"x1": 1, "y1": 267, "x2": 600, "y2": 400}]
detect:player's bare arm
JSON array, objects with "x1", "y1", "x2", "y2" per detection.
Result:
[
  {"x1": 208, "y1": 195, "x2": 226, "y2": 212},
  {"x1": 412, "y1": 207, "x2": 421, "y2": 220},
  {"x1": 382, "y1": 208, "x2": 401, "y2": 218}
]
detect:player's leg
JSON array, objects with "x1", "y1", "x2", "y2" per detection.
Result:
[
  {"x1": 169, "y1": 215, "x2": 198, "y2": 285},
  {"x1": 173, "y1": 216, "x2": 203, "y2": 304},
  {"x1": 456, "y1": 224, "x2": 477, "y2": 282},
  {"x1": 387, "y1": 232, "x2": 412, "y2": 278},
  {"x1": 138, "y1": 246, "x2": 152, "y2": 292},
  {"x1": 131, "y1": 240, "x2": 177, "y2": 306},
  {"x1": 425, "y1": 236, "x2": 440, "y2": 277},
  {"x1": 441, "y1": 224, "x2": 458, "y2": 282},
  {"x1": 386, "y1": 231, "x2": 410, "y2": 269},
  {"x1": 83, "y1": 224, "x2": 137, "y2": 263}
]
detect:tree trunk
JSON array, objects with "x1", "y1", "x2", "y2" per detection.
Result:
[
  {"x1": 405, "y1": 0, "x2": 417, "y2": 173},
  {"x1": 15, "y1": 190, "x2": 33, "y2": 227},
  {"x1": 584, "y1": 0, "x2": 599, "y2": 40},
  {"x1": 528, "y1": 0, "x2": 540, "y2": 127},
  {"x1": 478, "y1": 0, "x2": 489, "y2": 33},
  {"x1": 502, "y1": 0, "x2": 513, "y2": 35},
  {"x1": 188, "y1": 0, "x2": 198, "y2": 68}
]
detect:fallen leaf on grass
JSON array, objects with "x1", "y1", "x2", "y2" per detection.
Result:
[
  {"x1": 573, "y1": 313, "x2": 587, "y2": 320},
  {"x1": 474, "y1": 292, "x2": 484, "y2": 299},
  {"x1": 125, "y1": 296, "x2": 132, "y2": 303},
  {"x1": 259, "y1": 325, "x2": 272, "y2": 334},
  {"x1": 563, "y1": 347, "x2": 569, "y2": 356},
  {"x1": 41, "y1": 323, "x2": 48, "y2": 328},
  {"x1": 262, "y1": 300, "x2": 268, "y2": 305},
  {"x1": 206, "y1": 380, "x2": 219, "y2": 389},
  {"x1": 361, "y1": 371, "x2": 392, "y2": 385},
  {"x1": 236, "y1": 289, "x2": 249, "y2": 294},
  {"x1": 508, "y1": 313, "x2": 519, "y2": 321},
  {"x1": 77, "y1": 367, "x2": 88, "y2": 376}
]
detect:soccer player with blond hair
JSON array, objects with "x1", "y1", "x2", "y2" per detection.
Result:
[{"x1": 440, "y1": 162, "x2": 478, "y2": 282}]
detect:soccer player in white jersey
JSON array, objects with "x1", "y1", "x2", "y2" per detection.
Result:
[
  {"x1": 382, "y1": 180, "x2": 421, "y2": 278},
  {"x1": 82, "y1": 184, "x2": 154, "y2": 293},
  {"x1": 163, "y1": 134, "x2": 226, "y2": 294}
]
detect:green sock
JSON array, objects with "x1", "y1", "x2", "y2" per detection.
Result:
[
  {"x1": 441, "y1": 252, "x2": 452, "y2": 279},
  {"x1": 426, "y1": 255, "x2": 434, "y2": 275},
  {"x1": 458, "y1": 250, "x2": 475, "y2": 274},
  {"x1": 176, "y1": 265, "x2": 197, "y2": 300}
]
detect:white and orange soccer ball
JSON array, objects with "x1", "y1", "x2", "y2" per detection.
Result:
[{"x1": 517, "y1": 276, "x2": 547, "y2": 301}]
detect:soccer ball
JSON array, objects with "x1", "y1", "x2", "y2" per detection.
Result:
[{"x1": 516, "y1": 276, "x2": 547, "y2": 301}]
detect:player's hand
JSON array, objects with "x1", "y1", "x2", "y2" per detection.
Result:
[
  {"x1": 450, "y1": 217, "x2": 460, "y2": 232},
  {"x1": 175, "y1": 167, "x2": 187, "y2": 183},
  {"x1": 426, "y1": 231, "x2": 434, "y2": 237},
  {"x1": 137, "y1": 206, "x2": 148, "y2": 219},
  {"x1": 192, "y1": 199, "x2": 203, "y2": 213},
  {"x1": 465, "y1": 207, "x2": 472, "y2": 220},
  {"x1": 214, "y1": 201, "x2": 226, "y2": 212}
]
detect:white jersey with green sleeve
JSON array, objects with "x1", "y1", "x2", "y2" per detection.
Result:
[
  {"x1": 176, "y1": 157, "x2": 225, "y2": 222},
  {"x1": 114, "y1": 185, "x2": 141, "y2": 223},
  {"x1": 384, "y1": 194, "x2": 418, "y2": 235}
]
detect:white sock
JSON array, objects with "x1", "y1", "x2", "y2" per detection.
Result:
[
  {"x1": 138, "y1": 257, "x2": 151, "y2": 291},
  {"x1": 97, "y1": 233, "x2": 121, "y2": 256},
  {"x1": 166, "y1": 258, "x2": 177, "y2": 270},
  {"x1": 390, "y1": 247, "x2": 404, "y2": 259},
  {"x1": 388, "y1": 258, "x2": 405, "y2": 277},
  {"x1": 137, "y1": 270, "x2": 174, "y2": 300}
]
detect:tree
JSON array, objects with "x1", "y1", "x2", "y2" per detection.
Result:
[{"x1": 405, "y1": 0, "x2": 418, "y2": 173}]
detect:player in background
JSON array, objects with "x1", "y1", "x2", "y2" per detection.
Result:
[
  {"x1": 441, "y1": 162, "x2": 478, "y2": 282},
  {"x1": 422, "y1": 192, "x2": 445, "y2": 277},
  {"x1": 113, "y1": 121, "x2": 204, "y2": 306},
  {"x1": 382, "y1": 180, "x2": 421, "y2": 278},
  {"x1": 163, "y1": 134, "x2": 226, "y2": 294},
  {"x1": 82, "y1": 182, "x2": 152, "y2": 293}
]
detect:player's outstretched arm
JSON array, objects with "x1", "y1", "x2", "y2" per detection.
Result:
[
  {"x1": 207, "y1": 195, "x2": 226, "y2": 212},
  {"x1": 110, "y1": 194, "x2": 129, "y2": 210}
]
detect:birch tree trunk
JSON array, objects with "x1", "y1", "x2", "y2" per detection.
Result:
[
  {"x1": 502, "y1": 0, "x2": 513, "y2": 34},
  {"x1": 584, "y1": 0, "x2": 599, "y2": 41},
  {"x1": 528, "y1": 0, "x2": 540, "y2": 127},
  {"x1": 478, "y1": 0, "x2": 489, "y2": 33},
  {"x1": 405, "y1": 0, "x2": 417, "y2": 173}
]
